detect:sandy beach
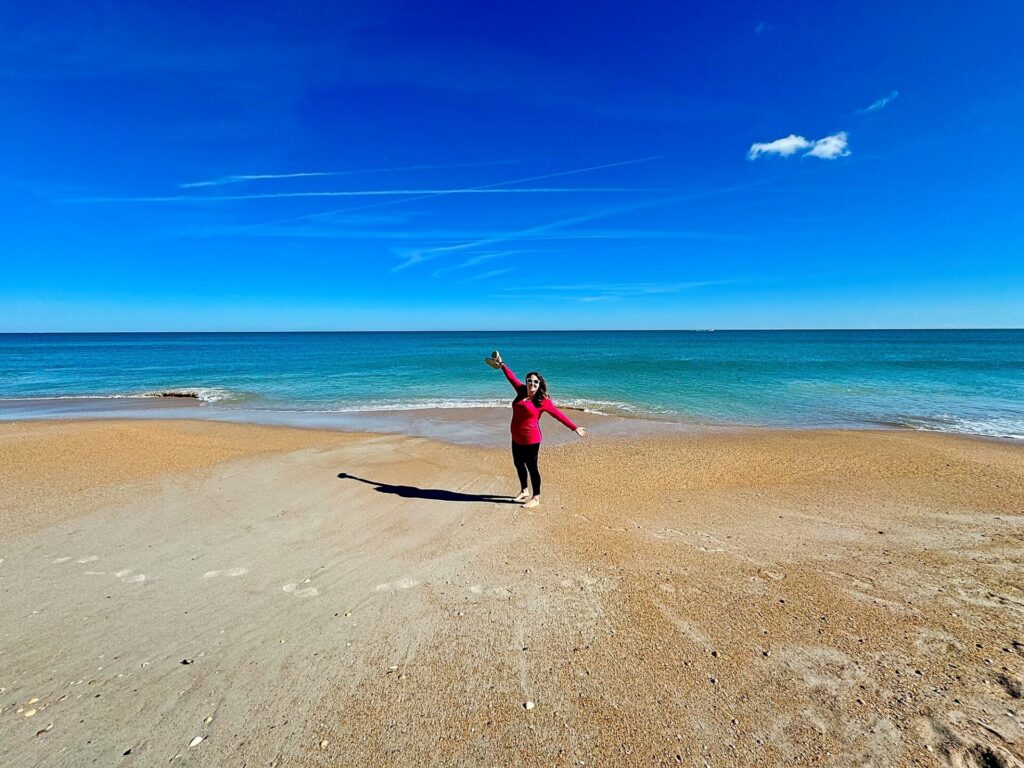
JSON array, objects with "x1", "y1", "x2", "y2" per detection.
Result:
[{"x1": 1, "y1": 419, "x2": 1022, "y2": 767}]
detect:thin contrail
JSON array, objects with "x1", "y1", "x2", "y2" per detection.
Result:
[
  {"x1": 74, "y1": 187, "x2": 664, "y2": 203},
  {"x1": 226, "y1": 156, "x2": 664, "y2": 233},
  {"x1": 392, "y1": 200, "x2": 658, "y2": 271},
  {"x1": 457, "y1": 268, "x2": 515, "y2": 284},
  {"x1": 391, "y1": 173, "x2": 796, "y2": 272},
  {"x1": 180, "y1": 160, "x2": 521, "y2": 188},
  {"x1": 432, "y1": 250, "x2": 518, "y2": 278}
]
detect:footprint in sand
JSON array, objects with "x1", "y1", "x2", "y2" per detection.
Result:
[
  {"x1": 52, "y1": 558, "x2": 145, "y2": 584},
  {"x1": 282, "y1": 583, "x2": 319, "y2": 598},
  {"x1": 464, "y1": 584, "x2": 514, "y2": 598},
  {"x1": 203, "y1": 568, "x2": 250, "y2": 579},
  {"x1": 375, "y1": 578, "x2": 421, "y2": 593},
  {"x1": 114, "y1": 569, "x2": 146, "y2": 584},
  {"x1": 53, "y1": 555, "x2": 101, "y2": 565}
]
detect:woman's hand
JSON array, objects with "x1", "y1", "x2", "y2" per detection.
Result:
[
  {"x1": 575, "y1": 426, "x2": 588, "y2": 437},
  {"x1": 484, "y1": 349, "x2": 503, "y2": 369}
]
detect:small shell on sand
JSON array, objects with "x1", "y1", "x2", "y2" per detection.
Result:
[
  {"x1": 24, "y1": 709, "x2": 37, "y2": 717},
  {"x1": 524, "y1": 701, "x2": 536, "y2": 710},
  {"x1": 188, "y1": 736, "x2": 204, "y2": 748},
  {"x1": 319, "y1": 740, "x2": 329, "y2": 750}
]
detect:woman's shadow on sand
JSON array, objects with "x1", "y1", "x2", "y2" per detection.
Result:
[{"x1": 337, "y1": 472, "x2": 518, "y2": 504}]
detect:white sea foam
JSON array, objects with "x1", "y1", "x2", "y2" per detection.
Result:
[
  {"x1": 288, "y1": 396, "x2": 655, "y2": 417},
  {"x1": 0, "y1": 388, "x2": 237, "y2": 404},
  {"x1": 0, "y1": 394, "x2": 141, "y2": 401},
  {"x1": 896, "y1": 414, "x2": 1024, "y2": 441}
]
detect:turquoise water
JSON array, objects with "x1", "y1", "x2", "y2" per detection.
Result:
[{"x1": 1, "y1": 331, "x2": 1022, "y2": 439}]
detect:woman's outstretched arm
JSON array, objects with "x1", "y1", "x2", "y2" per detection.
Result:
[
  {"x1": 541, "y1": 399, "x2": 579, "y2": 431},
  {"x1": 501, "y1": 363, "x2": 524, "y2": 390}
]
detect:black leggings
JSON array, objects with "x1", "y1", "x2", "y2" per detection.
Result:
[{"x1": 511, "y1": 441, "x2": 541, "y2": 495}]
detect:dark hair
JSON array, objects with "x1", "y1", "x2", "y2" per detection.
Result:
[{"x1": 523, "y1": 371, "x2": 548, "y2": 408}]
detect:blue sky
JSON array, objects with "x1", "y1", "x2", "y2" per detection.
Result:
[{"x1": 2, "y1": 1, "x2": 1022, "y2": 331}]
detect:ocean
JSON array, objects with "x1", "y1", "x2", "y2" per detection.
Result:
[{"x1": 1, "y1": 330, "x2": 1022, "y2": 440}]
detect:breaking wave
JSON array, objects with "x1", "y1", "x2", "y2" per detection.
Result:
[
  {"x1": 887, "y1": 414, "x2": 1024, "y2": 440},
  {"x1": 0, "y1": 388, "x2": 237, "y2": 404}
]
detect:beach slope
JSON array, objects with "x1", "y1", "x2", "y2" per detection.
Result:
[{"x1": 1, "y1": 421, "x2": 1021, "y2": 767}]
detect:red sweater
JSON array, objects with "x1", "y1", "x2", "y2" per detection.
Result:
[{"x1": 501, "y1": 364, "x2": 578, "y2": 444}]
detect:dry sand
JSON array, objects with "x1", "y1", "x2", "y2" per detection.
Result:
[{"x1": 0, "y1": 419, "x2": 1021, "y2": 767}]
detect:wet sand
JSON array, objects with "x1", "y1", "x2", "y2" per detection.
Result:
[{"x1": 1, "y1": 419, "x2": 1022, "y2": 767}]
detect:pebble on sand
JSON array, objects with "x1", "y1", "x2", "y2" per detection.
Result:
[
  {"x1": 525, "y1": 701, "x2": 536, "y2": 711},
  {"x1": 189, "y1": 736, "x2": 204, "y2": 748},
  {"x1": 319, "y1": 740, "x2": 329, "y2": 750},
  {"x1": 24, "y1": 709, "x2": 37, "y2": 717}
]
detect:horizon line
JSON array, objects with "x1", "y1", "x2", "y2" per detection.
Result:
[{"x1": 2, "y1": 327, "x2": 1021, "y2": 335}]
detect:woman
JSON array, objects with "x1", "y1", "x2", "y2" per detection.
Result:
[{"x1": 486, "y1": 350, "x2": 586, "y2": 509}]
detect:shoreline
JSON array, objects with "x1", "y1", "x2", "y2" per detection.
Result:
[
  {"x1": 2, "y1": 395, "x2": 1022, "y2": 447},
  {"x1": 0, "y1": 397, "x2": 727, "y2": 448}
]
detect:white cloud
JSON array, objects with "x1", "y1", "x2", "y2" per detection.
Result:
[
  {"x1": 857, "y1": 90, "x2": 899, "y2": 114},
  {"x1": 748, "y1": 131, "x2": 850, "y2": 160},
  {"x1": 747, "y1": 134, "x2": 811, "y2": 160},
  {"x1": 803, "y1": 131, "x2": 850, "y2": 159}
]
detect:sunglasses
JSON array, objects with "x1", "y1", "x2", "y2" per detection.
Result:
[{"x1": 526, "y1": 379, "x2": 540, "y2": 384}]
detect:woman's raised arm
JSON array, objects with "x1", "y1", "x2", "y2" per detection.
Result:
[{"x1": 501, "y1": 363, "x2": 524, "y2": 390}]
